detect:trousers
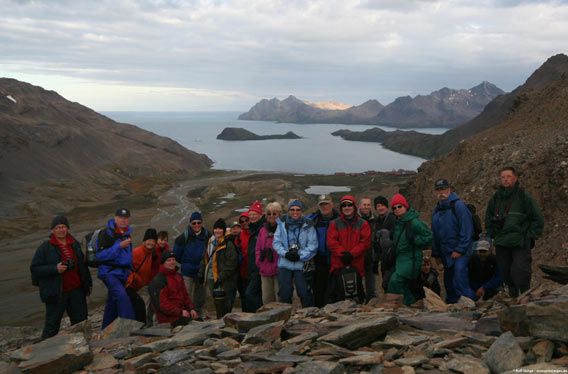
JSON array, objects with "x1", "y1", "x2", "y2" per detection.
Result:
[{"x1": 42, "y1": 288, "x2": 88, "y2": 340}]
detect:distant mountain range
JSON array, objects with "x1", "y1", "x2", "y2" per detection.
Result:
[{"x1": 239, "y1": 82, "x2": 504, "y2": 128}]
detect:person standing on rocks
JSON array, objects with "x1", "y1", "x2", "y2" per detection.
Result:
[
  {"x1": 327, "y1": 195, "x2": 371, "y2": 304},
  {"x1": 359, "y1": 197, "x2": 377, "y2": 302},
  {"x1": 387, "y1": 194, "x2": 432, "y2": 306},
  {"x1": 198, "y1": 218, "x2": 239, "y2": 317},
  {"x1": 372, "y1": 195, "x2": 397, "y2": 293},
  {"x1": 307, "y1": 194, "x2": 339, "y2": 307},
  {"x1": 30, "y1": 215, "x2": 92, "y2": 340},
  {"x1": 173, "y1": 211, "x2": 210, "y2": 319},
  {"x1": 244, "y1": 201, "x2": 265, "y2": 312},
  {"x1": 273, "y1": 200, "x2": 318, "y2": 307},
  {"x1": 236, "y1": 212, "x2": 250, "y2": 311},
  {"x1": 255, "y1": 202, "x2": 282, "y2": 304},
  {"x1": 96, "y1": 208, "x2": 136, "y2": 329},
  {"x1": 431, "y1": 179, "x2": 477, "y2": 303},
  {"x1": 485, "y1": 166, "x2": 544, "y2": 297},
  {"x1": 153, "y1": 251, "x2": 199, "y2": 327}
]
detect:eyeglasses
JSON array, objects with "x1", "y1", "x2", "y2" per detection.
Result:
[
  {"x1": 190, "y1": 221, "x2": 202, "y2": 226},
  {"x1": 266, "y1": 212, "x2": 279, "y2": 216},
  {"x1": 340, "y1": 203, "x2": 354, "y2": 208},
  {"x1": 289, "y1": 208, "x2": 302, "y2": 212},
  {"x1": 392, "y1": 205, "x2": 404, "y2": 211},
  {"x1": 239, "y1": 218, "x2": 249, "y2": 222}
]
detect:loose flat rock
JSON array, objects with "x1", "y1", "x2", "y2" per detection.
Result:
[
  {"x1": 433, "y1": 336, "x2": 468, "y2": 349},
  {"x1": 157, "y1": 348, "x2": 195, "y2": 366},
  {"x1": 293, "y1": 360, "x2": 345, "y2": 374},
  {"x1": 10, "y1": 333, "x2": 93, "y2": 373},
  {"x1": 400, "y1": 313, "x2": 474, "y2": 332},
  {"x1": 239, "y1": 360, "x2": 294, "y2": 373},
  {"x1": 123, "y1": 351, "x2": 154, "y2": 368},
  {"x1": 339, "y1": 351, "x2": 384, "y2": 366},
  {"x1": 131, "y1": 326, "x2": 174, "y2": 337},
  {"x1": 100, "y1": 318, "x2": 144, "y2": 339},
  {"x1": 318, "y1": 316, "x2": 399, "y2": 350},
  {"x1": 531, "y1": 339, "x2": 555, "y2": 362},
  {"x1": 243, "y1": 321, "x2": 284, "y2": 344},
  {"x1": 525, "y1": 298, "x2": 568, "y2": 342},
  {"x1": 423, "y1": 287, "x2": 449, "y2": 312},
  {"x1": 380, "y1": 330, "x2": 430, "y2": 347},
  {"x1": 223, "y1": 306, "x2": 292, "y2": 333},
  {"x1": 484, "y1": 331, "x2": 525, "y2": 373},
  {"x1": 84, "y1": 352, "x2": 119, "y2": 371},
  {"x1": 394, "y1": 355, "x2": 428, "y2": 367},
  {"x1": 444, "y1": 354, "x2": 490, "y2": 374},
  {"x1": 474, "y1": 315, "x2": 502, "y2": 336}
]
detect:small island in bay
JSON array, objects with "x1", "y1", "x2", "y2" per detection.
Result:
[{"x1": 217, "y1": 127, "x2": 302, "y2": 141}]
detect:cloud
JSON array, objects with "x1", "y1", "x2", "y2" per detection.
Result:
[{"x1": 0, "y1": 0, "x2": 567, "y2": 110}]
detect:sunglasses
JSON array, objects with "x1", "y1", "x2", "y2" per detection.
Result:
[
  {"x1": 239, "y1": 218, "x2": 249, "y2": 222},
  {"x1": 289, "y1": 208, "x2": 302, "y2": 212},
  {"x1": 392, "y1": 205, "x2": 405, "y2": 211},
  {"x1": 341, "y1": 203, "x2": 354, "y2": 208},
  {"x1": 190, "y1": 221, "x2": 202, "y2": 225}
]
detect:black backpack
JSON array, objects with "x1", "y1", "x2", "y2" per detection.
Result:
[
  {"x1": 339, "y1": 266, "x2": 360, "y2": 300},
  {"x1": 449, "y1": 201, "x2": 483, "y2": 242}
]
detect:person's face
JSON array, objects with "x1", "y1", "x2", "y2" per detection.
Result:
[
  {"x1": 422, "y1": 260, "x2": 431, "y2": 274},
  {"x1": 164, "y1": 257, "x2": 177, "y2": 270},
  {"x1": 359, "y1": 199, "x2": 372, "y2": 215},
  {"x1": 266, "y1": 210, "x2": 279, "y2": 224},
  {"x1": 392, "y1": 204, "x2": 407, "y2": 218},
  {"x1": 213, "y1": 227, "x2": 225, "y2": 239},
  {"x1": 231, "y1": 226, "x2": 241, "y2": 236},
  {"x1": 115, "y1": 216, "x2": 130, "y2": 229},
  {"x1": 500, "y1": 170, "x2": 518, "y2": 188},
  {"x1": 144, "y1": 239, "x2": 156, "y2": 250},
  {"x1": 375, "y1": 203, "x2": 389, "y2": 216},
  {"x1": 288, "y1": 206, "x2": 302, "y2": 220},
  {"x1": 51, "y1": 224, "x2": 68, "y2": 240},
  {"x1": 340, "y1": 201, "x2": 355, "y2": 217},
  {"x1": 248, "y1": 211, "x2": 261, "y2": 223},
  {"x1": 239, "y1": 216, "x2": 249, "y2": 230},
  {"x1": 157, "y1": 237, "x2": 168, "y2": 248},
  {"x1": 477, "y1": 250, "x2": 490, "y2": 260},
  {"x1": 319, "y1": 202, "x2": 333, "y2": 216},
  {"x1": 190, "y1": 220, "x2": 203, "y2": 233},
  {"x1": 435, "y1": 187, "x2": 451, "y2": 201}
]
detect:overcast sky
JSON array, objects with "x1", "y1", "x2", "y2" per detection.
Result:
[{"x1": 1, "y1": 0, "x2": 567, "y2": 111}]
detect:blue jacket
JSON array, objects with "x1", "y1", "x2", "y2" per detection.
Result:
[
  {"x1": 96, "y1": 219, "x2": 133, "y2": 281},
  {"x1": 307, "y1": 210, "x2": 339, "y2": 262},
  {"x1": 273, "y1": 216, "x2": 318, "y2": 271},
  {"x1": 431, "y1": 192, "x2": 474, "y2": 267},
  {"x1": 173, "y1": 228, "x2": 211, "y2": 278}
]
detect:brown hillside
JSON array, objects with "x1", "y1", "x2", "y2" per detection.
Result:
[{"x1": 403, "y1": 63, "x2": 568, "y2": 278}]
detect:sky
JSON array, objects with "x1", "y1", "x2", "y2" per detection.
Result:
[{"x1": 1, "y1": 0, "x2": 567, "y2": 111}]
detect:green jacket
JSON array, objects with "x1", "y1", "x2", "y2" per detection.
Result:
[
  {"x1": 485, "y1": 183, "x2": 544, "y2": 248},
  {"x1": 392, "y1": 209, "x2": 432, "y2": 279}
]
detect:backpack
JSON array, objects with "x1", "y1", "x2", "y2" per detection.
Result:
[
  {"x1": 449, "y1": 201, "x2": 483, "y2": 242},
  {"x1": 378, "y1": 229, "x2": 396, "y2": 269},
  {"x1": 84, "y1": 228, "x2": 104, "y2": 268},
  {"x1": 339, "y1": 266, "x2": 360, "y2": 300}
]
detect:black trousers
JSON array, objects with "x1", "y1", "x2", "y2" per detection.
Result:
[
  {"x1": 312, "y1": 255, "x2": 330, "y2": 308},
  {"x1": 42, "y1": 288, "x2": 88, "y2": 340},
  {"x1": 244, "y1": 272, "x2": 263, "y2": 312},
  {"x1": 495, "y1": 244, "x2": 532, "y2": 296},
  {"x1": 126, "y1": 287, "x2": 147, "y2": 324}
]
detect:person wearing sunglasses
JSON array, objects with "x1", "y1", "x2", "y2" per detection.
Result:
[
  {"x1": 273, "y1": 200, "x2": 318, "y2": 307},
  {"x1": 173, "y1": 211, "x2": 210, "y2": 319},
  {"x1": 255, "y1": 202, "x2": 282, "y2": 304},
  {"x1": 327, "y1": 195, "x2": 371, "y2": 304},
  {"x1": 387, "y1": 194, "x2": 432, "y2": 306}
]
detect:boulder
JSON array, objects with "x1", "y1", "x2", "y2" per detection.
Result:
[
  {"x1": 525, "y1": 298, "x2": 568, "y2": 342},
  {"x1": 318, "y1": 316, "x2": 399, "y2": 349},
  {"x1": 243, "y1": 321, "x2": 284, "y2": 344},
  {"x1": 484, "y1": 331, "x2": 525, "y2": 373},
  {"x1": 423, "y1": 287, "x2": 449, "y2": 312},
  {"x1": 9, "y1": 333, "x2": 93, "y2": 373},
  {"x1": 531, "y1": 339, "x2": 554, "y2": 363}
]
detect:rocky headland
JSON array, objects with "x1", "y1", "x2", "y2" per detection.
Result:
[{"x1": 217, "y1": 128, "x2": 302, "y2": 141}]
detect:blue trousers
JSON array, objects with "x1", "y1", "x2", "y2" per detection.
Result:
[
  {"x1": 444, "y1": 255, "x2": 476, "y2": 303},
  {"x1": 101, "y1": 274, "x2": 135, "y2": 329},
  {"x1": 277, "y1": 268, "x2": 314, "y2": 307}
]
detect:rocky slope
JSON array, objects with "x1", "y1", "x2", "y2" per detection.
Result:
[
  {"x1": 217, "y1": 127, "x2": 302, "y2": 141},
  {"x1": 402, "y1": 54, "x2": 568, "y2": 281},
  {"x1": 0, "y1": 78, "x2": 212, "y2": 218},
  {"x1": 238, "y1": 82, "x2": 502, "y2": 128}
]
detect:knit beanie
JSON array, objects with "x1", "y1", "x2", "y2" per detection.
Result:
[
  {"x1": 248, "y1": 200, "x2": 263, "y2": 215},
  {"x1": 390, "y1": 194, "x2": 409, "y2": 209},
  {"x1": 143, "y1": 228, "x2": 158, "y2": 242},
  {"x1": 161, "y1": 250, "x2": 176, "y2": 264},
  {"x1": 50, "y1": 215, "x2": 70, "y2": 229},
  {"x1": 288, "y1": 199, "x2": 304, "y2": 210},
  {"x1": 373, "y1": 195, "x2": 389, "y2": 208},
  {"x1": 189, "y1": 211, "x2": 203, "y2": 222},
  {"x1": 213, "y1": 218, "x2": 227, "y2": 232}
]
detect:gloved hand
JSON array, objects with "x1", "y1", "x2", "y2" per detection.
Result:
[
  {"x1": 341, "y1": 251, "x2": 353, "y2": 266},
  {"x1": 285, "y1": 251, "x2": 300, "y2": 262}
]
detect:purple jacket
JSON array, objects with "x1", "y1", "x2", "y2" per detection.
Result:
[{"x1": 255, "y1": 224, "x2": 279, "y2": 277}]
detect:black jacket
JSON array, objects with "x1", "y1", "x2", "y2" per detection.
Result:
[{"x1": 30, "y1": 237, "x2": 92, "y2": 303}]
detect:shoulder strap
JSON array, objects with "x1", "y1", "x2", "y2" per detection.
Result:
[{"x1": 133, "y1": 252, "x2": 151, "y2": 273}]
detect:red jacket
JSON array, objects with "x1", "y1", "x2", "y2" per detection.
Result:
[
  {"x1": 327, "y1": 214, "x2": 371, "y2": 277},
  {"x1": 238, "y1": 229, "x2": 250, "y2": 279},
  {"x1": 156, "y1": 265, "x2": 194, "y2": 324}
]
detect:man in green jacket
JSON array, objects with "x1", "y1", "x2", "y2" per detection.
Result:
[{"x1": 485, "y1": 166, "x2": 544, "y2": 297}]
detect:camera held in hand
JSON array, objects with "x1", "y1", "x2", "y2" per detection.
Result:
[
  {"x1": 490, "y1": 214, "x2": 507, "y2": 229},
  {"x1": 288, "y1": 244, "x2": 299, "y2": 255},
  {"x1": 64, "y1": 259, "x2": 75, "y2": 271}
]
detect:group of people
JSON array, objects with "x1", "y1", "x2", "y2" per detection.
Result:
[{"x1": 30, "y1": 166, "x2": 544, "y2": 340}]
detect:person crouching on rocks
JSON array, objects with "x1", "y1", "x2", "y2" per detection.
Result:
[
  {"x1": 387, "y1": 194, "x2": 432, "y2": 306},
  {"x1": 198, "y1": 218, "x2": 239, "y2": 318},
  {"x1": 153, "y1": 251, "x2": 198, "y2": 327},
  {"x1": 30, "y1": 215, "x2": 92, "y2": 340},
  {"x1": 273, "y1": 200, "x2": 318, "y2": 307},
  {"x1": 326, "y1": 195, "x2": 371, "y2": 304}
]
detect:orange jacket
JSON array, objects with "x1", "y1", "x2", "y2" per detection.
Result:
[{"x1": 126, "y1": 245, "x2": 156, "y2": 291}]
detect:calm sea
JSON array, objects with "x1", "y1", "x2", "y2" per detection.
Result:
[{"x1": 104, "y1": 111, "x2": 447, "y2": 174}]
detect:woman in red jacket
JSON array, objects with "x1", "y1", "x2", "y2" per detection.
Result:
[{"x1": 154, "y1": 251, "x2": 198, "y2": 327}]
